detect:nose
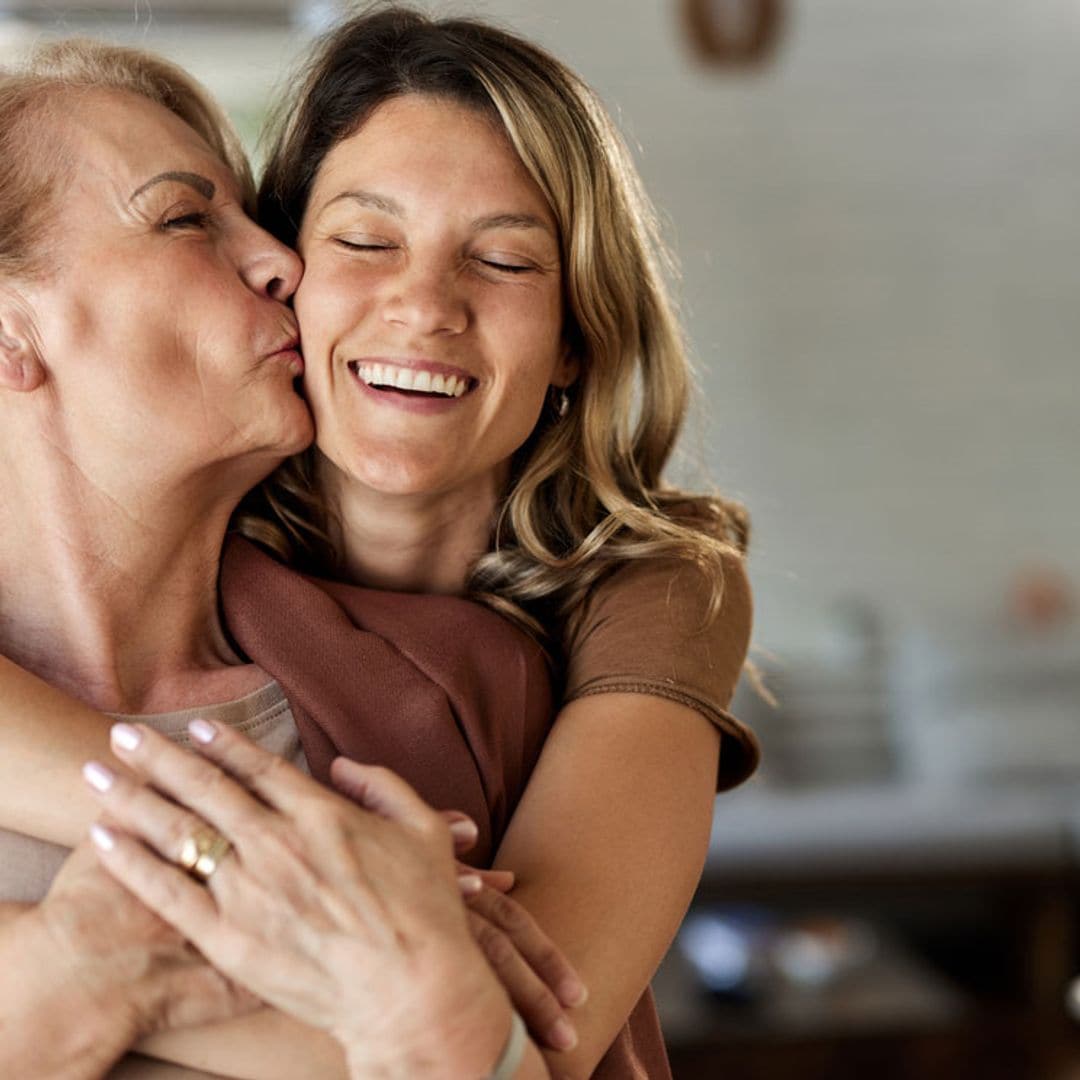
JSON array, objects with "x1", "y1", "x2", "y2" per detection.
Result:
[
  {"x1": 237, "y1": 222, "x2": 304, "y2": 303},
  {"x1": 382, "y1": 261, "x2": 468, "y2": 336}
]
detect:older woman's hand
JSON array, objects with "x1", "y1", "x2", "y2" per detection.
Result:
[
  {"x1": 333, "y1": 758, "x2": 585, "y2": 1052},
  {"x1": 82, "y1": 720, "x2": 549, "y2": 1078},
  {"x1": 0, "y1": 840, "x2": 255, "y2": 1078}
]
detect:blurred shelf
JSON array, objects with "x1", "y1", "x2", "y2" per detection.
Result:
[
  {"x1": 706, "y1": 781, "x2": 1080, "y2": 882},
  {"x1": 655, "y1": 934, "x2": 967, "y2": 1045}
]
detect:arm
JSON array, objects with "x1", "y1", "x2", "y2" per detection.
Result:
[
  {"x1": 87, "y1": 722, "x2": 552, "y2": 1079},
  {"x1": 492, "y1": 693, "x2": 720, "y2": 1079},
  {"x1": 0, "y1": 905, "x2": 133, "y2": 1079},
  {"x1": 484, "y1": 551, "x2": 754, "y2": 1077},
  {"x1": 135, "y1": 1014, "x2": 346, "y2": 1080},
  {"x1": 0, "y1": 653, "x2": 114, "y2": 845},
  {"x1": 0, "y1": 656, "x2": 571, "y2": 1078},
  {"x1": 0, "y1": 656, "x2": 346, "y2": 1079},
  {"x1": 0, "y1": 840, "x2": 266, "y2": 1080}
]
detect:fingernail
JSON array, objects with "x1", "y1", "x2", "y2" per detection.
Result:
[
  {"x1": 90, "y1": 824, "x2": 116, "y2": 851},
  {"x1": 111, "y1": 723, "x2": 141, "y2": 751},
  {"x1": 457, "y1": 873, "x2": 483, "y2": 896},
  {"x1": 448, "y1": 818, "x2": 479, "y2": 845},
  {"x1": 82, "y1": 761, "x2": 115, "y2": 793},
  {"x1": 559, "y1": 978, "x2": 589, "y2": 1007},
  {"x1": 486, "y1": 869, "x2": 516, "y2": 892},
  {"x1": 188, "y1": 718, "x2": 217, "y2": 744},
  {"x1": 551, "y1": 1018, "x2": 578, "y2": 1051}
]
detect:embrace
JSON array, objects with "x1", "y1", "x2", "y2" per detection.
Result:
[{"x1": 0, "y1": 6, "x2": 757, "y2": 1079}]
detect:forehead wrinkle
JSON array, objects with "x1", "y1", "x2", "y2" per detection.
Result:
[
  {"x1": 319, "y1": 192, "x2": 554, "y2": 242},
  {"x1": 471, "y1": 212, "x2": 554, "y2": 237},
  {"x1": 129, "y1": 171, "x2": 216, "y2": 204},
  {"x1": 323, "y1": 190, "x2": 404, "y2": 217}
]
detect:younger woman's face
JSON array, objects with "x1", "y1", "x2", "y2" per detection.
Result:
[{"x1": 294, "y1": 94, "x2": 576, "y2": 502}]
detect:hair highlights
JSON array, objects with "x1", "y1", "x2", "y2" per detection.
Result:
[{"x1": 243, "y1": 5, "x2": 748, "y2": 640}]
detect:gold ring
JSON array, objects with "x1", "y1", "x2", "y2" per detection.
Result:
[{"x1": 177, "y1": 826, "x2": 232, "y2": 884}]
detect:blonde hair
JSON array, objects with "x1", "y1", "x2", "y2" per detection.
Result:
[
  {"x1": 0, "y1": 38, "x2": 253, "y2": 279},
  {"x1": 243, "y1": 5, "x2": 748, "y2": 641}
]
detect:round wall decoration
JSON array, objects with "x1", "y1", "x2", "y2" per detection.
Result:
[{"x1": 682, "y1": 0, "x2": 786, "y2": 68}]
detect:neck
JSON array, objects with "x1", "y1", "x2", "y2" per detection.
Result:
[
  {"x1": 0, "y1": 436, "x2": 263, "y2": 714},
  {"x1": 319, "y1": 453, "x2": 502, "y2": 595}
]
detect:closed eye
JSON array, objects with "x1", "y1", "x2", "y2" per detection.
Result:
[
  {"x1": 334, "y1": 238, "x2": 397, "y2": 252},
  {"x1": 477, "y1": 258, "x2": 535, "y2": 274},
  {"x1": 161, "y1": 211, "x2": 210, "y2": 231}
]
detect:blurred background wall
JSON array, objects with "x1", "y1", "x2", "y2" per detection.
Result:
[{"x1": 4, "y1": 1, "x2": 1079, "y2": 1076}]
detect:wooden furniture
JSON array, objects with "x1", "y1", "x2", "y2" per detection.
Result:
[{"x1": 656, "y1": 783, "x2": 1080, "y2": 1078}]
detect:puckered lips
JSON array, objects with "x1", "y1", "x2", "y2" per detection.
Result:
[
  {"x1": 348, "y1": 356, "x2": 478, "y2": 414},
  {"x1": 265, "y1": 334, "x2": 304, "y2": 377}
]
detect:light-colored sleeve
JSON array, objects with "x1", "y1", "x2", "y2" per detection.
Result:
[{"x1": 562, "y1": 552, "x2": 760, "y2": 790}]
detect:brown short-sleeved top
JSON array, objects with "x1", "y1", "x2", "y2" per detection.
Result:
[
  {"x1": 562, "y1": 552, "x2": 759, "y2": 791},
  {"x1": 220, "y1": 539, "x2": 757, "y2": 1079}
]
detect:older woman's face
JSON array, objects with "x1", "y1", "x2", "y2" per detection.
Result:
[
  {"x1": 294, "y1": 94, "x2": 576, "y2": 500},
  {"x1": 24, "y1": 89, "x2": 311, "y2": 486}
]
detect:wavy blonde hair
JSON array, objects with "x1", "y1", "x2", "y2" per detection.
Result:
[
  {"x1": 0, "y1": 38, "x2": 253, "y2": 280},
  {"x1": 241, "y1": 5, "x2": 748, "y2": 641}
]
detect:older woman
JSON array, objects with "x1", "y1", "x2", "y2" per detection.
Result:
[
  {"x1": 0, "y1": 36, "x2": 577, "y2": 1080},
  {"x1": 0, "y1": 9, "x2": 758, "y2": 1079}
]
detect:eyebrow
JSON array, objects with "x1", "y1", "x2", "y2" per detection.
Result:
[
  {"x1": 129, "y1": 171, "x2": 216, "y2": 203},
  {"x1": 324, "y1": 190, "x2": 554, "y2": 236}
]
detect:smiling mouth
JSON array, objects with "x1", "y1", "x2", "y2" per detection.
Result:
[{"x1": 349, "y1": 361, "x2": 475, "y2": 399}]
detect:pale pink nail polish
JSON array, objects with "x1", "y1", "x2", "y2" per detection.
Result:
[
  {"x1": 90, "y1": 824, "x2": 116, "y2": 851},
  {"x1": 448, "y1": 818, "x2": 479, "y2": 845},
  {"x1": 111, "y1": 723, "x2": 141, "y2": 751},
  {"x1": 551, "y1": 1018, "x2": 578, "y2": 1051},
  {"x1": 559, "y1": 978, "x2": 588, "y2": 1007},
  {"x1": 188, "y1": 718, "x2": 217, "y2": 744},
  {"x1": 458, "y1": 873, "x2": 483, "y2": 896},
  {"x1": 82, "y1": 761, "x2": 115, "y2": 793}
]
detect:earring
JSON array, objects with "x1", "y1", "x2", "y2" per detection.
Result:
[{"x1": 551, "y1": 386, "x2": 570, "y2": 419}]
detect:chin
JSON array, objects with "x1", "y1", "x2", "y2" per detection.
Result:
[
  {"x1": 269, "y1": 400, "x2": 316, "y2": 455},
  {"x1": 345, "y1": 460, "x2": 452, "y2": 499}
]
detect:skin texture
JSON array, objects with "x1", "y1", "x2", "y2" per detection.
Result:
[
  {"x1": 0, "y1": 844, "x2": 256, "y2": 1079},
  {"x1": 0, "y1": 88, "x2": 310, "y2": 715},
  {"x1": 0, "y1": 92, "x2": 740, "y2": 1078},
  {"x1": 297, "y1": 96, "x2": 577, "y2": 595},
  {"x1": 84, "y1": 721, "x2": 550, "y2": 1080},
  {"x1": 0, "y1": 87, "x2": 338, "y2": 1079},
  {"x1": 0, "y1": 653, "x2": 584, "y2": 1078}
]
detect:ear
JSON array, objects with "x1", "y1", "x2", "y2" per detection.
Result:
[
  {"x1": 0, "y1": 291, "x2": 45, "y2": 392},
  {"x1": 550, "y1": 340, "x2": 580, "y2": 389}
]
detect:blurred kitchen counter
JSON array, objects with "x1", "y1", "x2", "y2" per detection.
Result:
[
  {"x1": 706, "y1": 780, "x2": 1080, "y2": 881},
  {"x1": 656, "y1": 782, "x2": 1080, "y2": 1078}
]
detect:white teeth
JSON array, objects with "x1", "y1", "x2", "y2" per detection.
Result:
[{"x1": 354, "y1": 363, "x2": 469, "y2": 398}]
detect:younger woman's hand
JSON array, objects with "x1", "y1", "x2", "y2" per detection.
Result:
[
  {"x1": 84, "y1": 721, "x2": 524, "y2": 1079},
  {"x1": 436, "y1": 807, "x2": 515, "y2": 893},
  {"x1": 463, "y1": 885, "x2": 586, "y2": 1052}
]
